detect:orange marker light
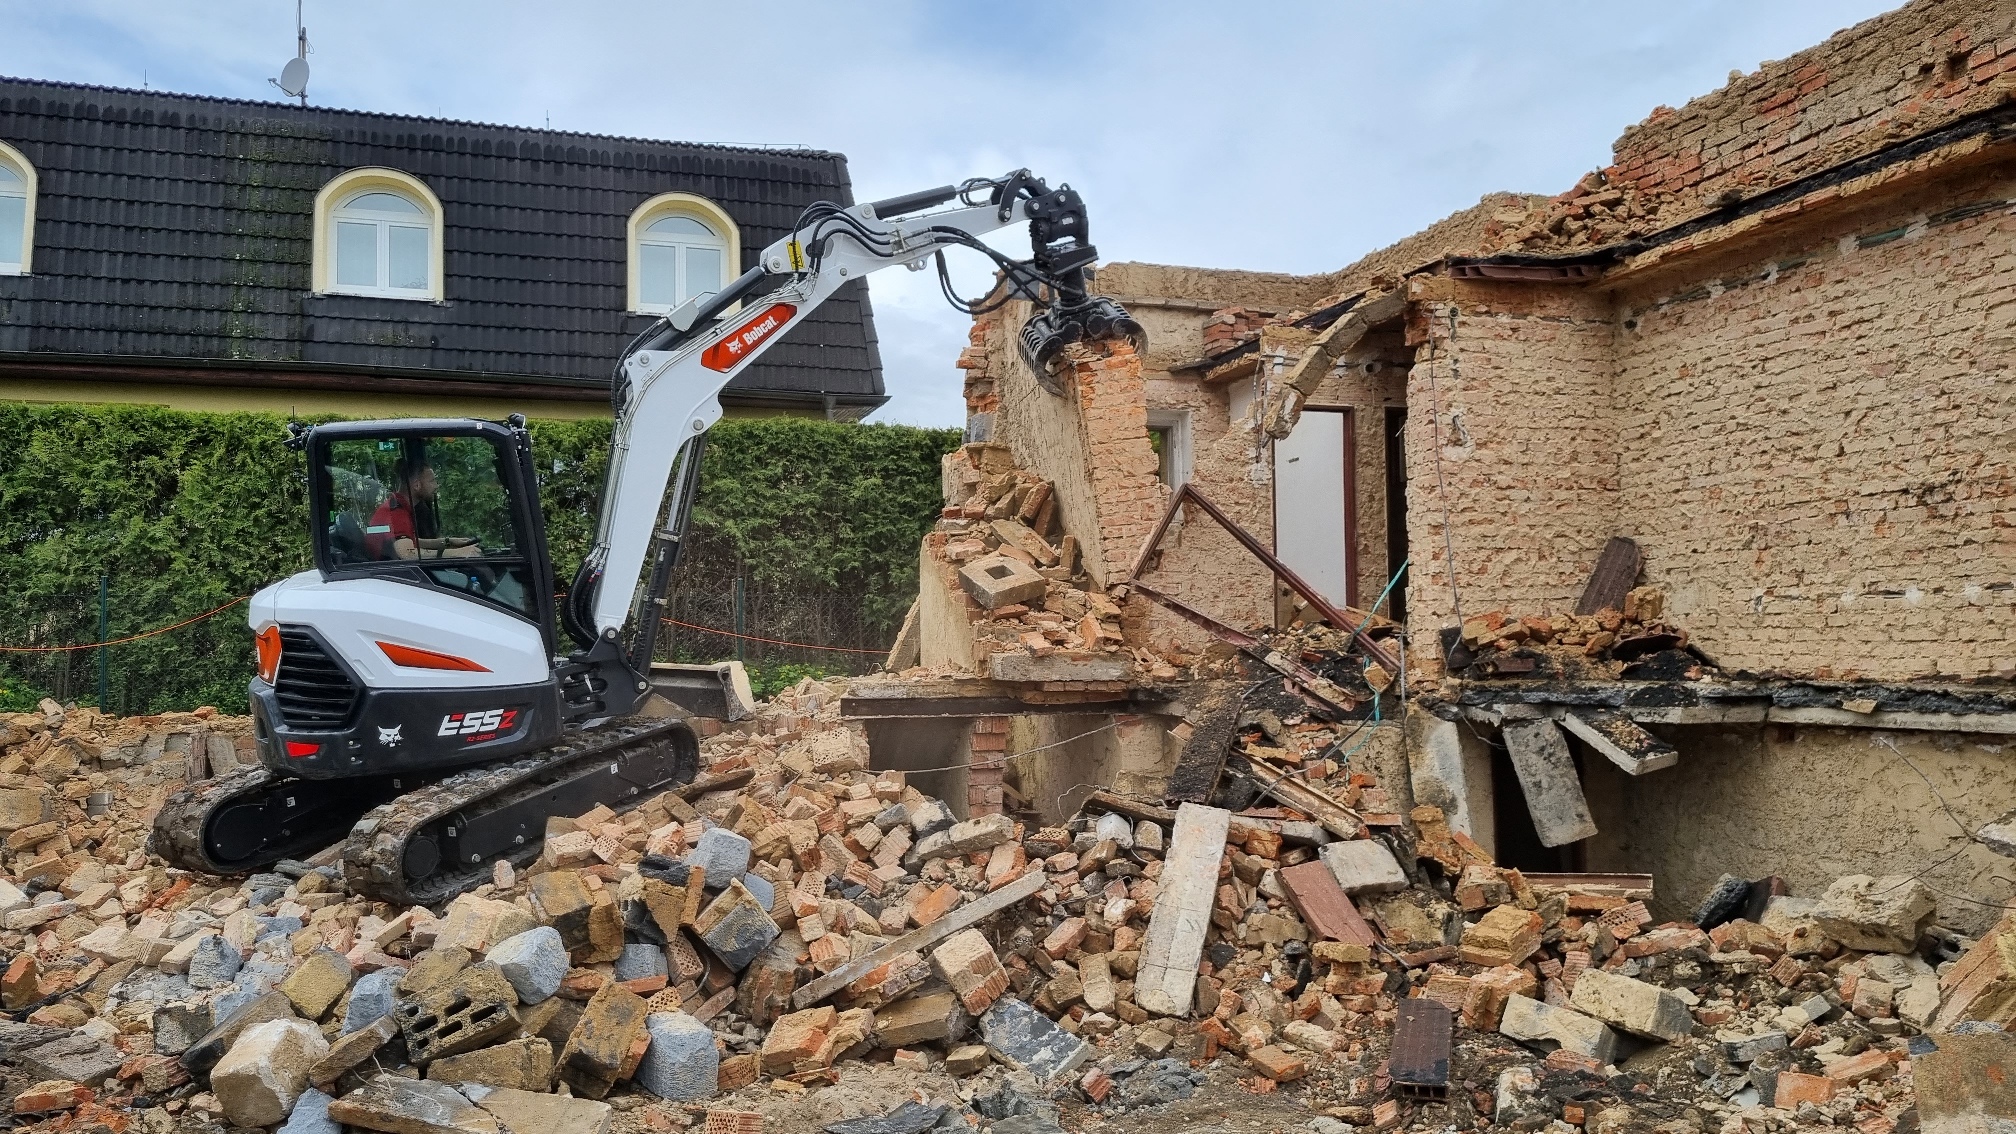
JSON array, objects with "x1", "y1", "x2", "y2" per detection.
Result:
[
  {"x1": 376, "y1": 641, "x2": 490, "y2": 672},
  {"x1": 255, "y1": 625, "x2": 283, "y2": 684}
]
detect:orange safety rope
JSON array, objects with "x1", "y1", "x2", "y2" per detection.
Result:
[
  {"x1": 0, "y1": 595, "x2": 250, "y2": 653},
  {"x1": 0, "y1": 597, "x2": 881, "y2": 657},
  {"x1": 659, "y1": 616, "x2": 886, "y2": 655}
]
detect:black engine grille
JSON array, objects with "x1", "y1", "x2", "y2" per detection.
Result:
[{"x1": 274, "y1": 628, "x2": 360, "y2": 729}]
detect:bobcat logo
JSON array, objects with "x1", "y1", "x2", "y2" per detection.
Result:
[{"x1": 377, "y1": 725, "x2": 403, "y2": 747}]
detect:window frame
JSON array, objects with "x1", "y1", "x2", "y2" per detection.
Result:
[
  {"x1": 0, "y1": 140, "x2": 36, "y2": 276},
  {"x1": 627, "y1": 193, "x2": 740, "y2": 315},
  {"x1": 312, "y1": 168, "x2": 445, "y2": 302}
]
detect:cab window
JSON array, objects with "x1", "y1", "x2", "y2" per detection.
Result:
[{"x1": 317, "y1": 434, "x2": 535, "y2": 617}]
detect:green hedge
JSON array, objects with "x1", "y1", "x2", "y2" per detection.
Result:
[{"x1": 0, "y1": 403, "x2": 958, "y2": 714}]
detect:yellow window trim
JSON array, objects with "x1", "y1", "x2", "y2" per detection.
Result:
[
  {"x1": 627, "y1": 192, "x2": 740, "y2": 315},
  {"x1": 312, "y1": 167, "x2": 446, "y2": 302},
  {"x1": 0, "y1": 139, "x2": 36, "y2": 275}
]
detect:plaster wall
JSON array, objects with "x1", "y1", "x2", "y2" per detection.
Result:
[{"x1": 1580, "y1": 722, "x2": 2016, "y2": 937}]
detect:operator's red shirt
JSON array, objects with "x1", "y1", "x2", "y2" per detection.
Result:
[{"x1": 365, "y1": 493, "x2": 417, "y2": 559}]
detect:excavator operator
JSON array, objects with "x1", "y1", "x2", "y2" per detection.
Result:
[{"x1": 364, "y1": 457, "x2": 482, "y2": 561}]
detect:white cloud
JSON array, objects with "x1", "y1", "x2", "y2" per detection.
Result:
[{"x1": 0, "y1": 0, "x2": 1897, "y2": 424}]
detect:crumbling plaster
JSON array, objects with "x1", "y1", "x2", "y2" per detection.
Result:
[{"x1": 1581, "y1": 723, "x2": 2016, "y2": 937}]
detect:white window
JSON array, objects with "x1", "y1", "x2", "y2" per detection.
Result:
[
  {"x1": 312, "y1": 168, "x2": 445, "y2": 301},
  {"x1": 638, "y1": 215, "x2": 726, "y2": 312},
  {"x1": 0, "y1": 142, "x2": 34, "y2": 276},
  {"x1": 332, "y1": 190, "x2": 433, "y2": 298},
  {"x1": 627, "y1": 193, "x2": 740, "y2": 315}
]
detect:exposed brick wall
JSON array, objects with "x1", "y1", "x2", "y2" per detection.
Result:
[
  {"x1": 1400, "y1": 281, "x2": 1622, "y2": 681},
  {"x1": 1610, "y1": 0, "x2": 2016, "y2": 217},
  {"x1": 1495, "y1": 0, "x2": 2016, "y2": 257},
  {"x1": 1066, "y1": 339, "x2": 1167, "y2": 586},
  {"x1": 971, "y1": 301, "x2": 1166, "y2": 590},
  {"x1": 1139, "y1": 371, "x2": 1274, "y2": 651},
  {"x1": 1613, "y1": 167, "x2": 2016, "y2": 681}
]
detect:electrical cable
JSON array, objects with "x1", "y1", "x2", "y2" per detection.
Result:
[{"x1": 1422, "y1": 307, "x2": 1468, "y2": 668}]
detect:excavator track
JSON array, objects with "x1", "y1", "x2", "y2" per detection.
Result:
[
  {"x1": 150, "y1": 766, "x2": 418, "y2": 877},
  {"x1": 342, "y1": 717, "x2": 700, "y2": 907}
]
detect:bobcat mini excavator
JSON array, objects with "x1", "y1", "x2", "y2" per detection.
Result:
[{"x1": 151, "y1": 170, "x2": 1141, "y2": 905}]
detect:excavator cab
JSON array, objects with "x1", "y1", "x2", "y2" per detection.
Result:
[
  {"x1": 243, "y1": 418, "x2": 570, "y2": 784},
  {"x1": 311, "y1": 424, "x2": 549, "y2": 629}
]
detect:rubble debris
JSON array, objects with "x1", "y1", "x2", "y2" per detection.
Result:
[
  {"x1": 0, "y1": 686, "x2": 1960, "y2": 1134},
  {"x1": 1134, "y1": 802, "x2": 1230, "y2": 1016}
]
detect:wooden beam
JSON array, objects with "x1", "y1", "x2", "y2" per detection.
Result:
[{"x1": 790, "y1": 870, "x2": 1045, "y2": 1009}]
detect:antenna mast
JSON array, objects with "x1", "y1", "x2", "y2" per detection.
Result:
[{"x1": 270, "y1": 0, "x2": 311, "y2": 106}]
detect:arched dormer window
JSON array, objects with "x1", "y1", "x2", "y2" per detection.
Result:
[
  {"x1": 0, "y1": 141, "x2": 36, "y2": 276},
  {"x1": 313, "y1": 168, "x2": 444, "y2": 301},
  {"x1": 628, "y1": 193, "x2": 739, "y2": 314}
]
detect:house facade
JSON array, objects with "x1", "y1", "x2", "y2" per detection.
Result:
[{"x1": 0, "y1": 78, "x2": 886, "y2": 420}]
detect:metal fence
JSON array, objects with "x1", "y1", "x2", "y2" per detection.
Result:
[
  {"x1": 0, "y1": 573, "x2": 893, "y2": 715},
  {"x1": 657, "y1": 581, "x2": 891, "y2": 676},
  {"x1": 0, "y1": 580, "x2": 254, "y2": 715}
]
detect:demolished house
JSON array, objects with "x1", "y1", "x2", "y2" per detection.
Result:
[
  {"x1": 869, "y1": 0, "x2": 2016, "y2": 939},
  {"x1": 8, "y1": 5, "x2": 2016, "y2": 1134}
]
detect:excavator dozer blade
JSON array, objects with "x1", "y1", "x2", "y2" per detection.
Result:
[{"x1": 647, "y1": 660, "x2": 754, "y2": 721}]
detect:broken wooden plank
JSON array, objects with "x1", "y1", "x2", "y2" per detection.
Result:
[
  {"x1": 1244, "y1": 755, "x2": 1365, "y2": 841},
  {"x1": 1500, "y1": 719, "x2": 1598, "y2": 847},
  {"x1": 1559, "y1": 710, "x2": 1678, "y2": 775},
  {"x1": 672, "y1": 766, "x2": 754, "y2": 801},
  {"x1": 1278, "y1": 860, "x2": 1378, "y2": 946},
  {"x1": 1522, "y1": 873, "x2": 1655, "y2": 902},
  {"x1": 1164, "y1": 689, "x2": 1242, "y2": 803},
  {"x1": 1080, "y1": 790, "x2": 1178, "y2": 827},
  {"x1": 1573, "y1": 537, "x2": 1642, "y2": 616},
  {"x1": 1135, "y1": 802, "x2": 1232, "y2": 1017},
  {"x1": 790, "y1": 870, "x2": 1044, "y2": 1009}
]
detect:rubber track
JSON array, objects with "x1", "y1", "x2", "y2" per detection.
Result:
[
  {"x1": 342, "y1": 718, "x2": 694, "y2": 907},
  {"x1": 150, "y1": 767, "x2": 281, "y2": 876}
]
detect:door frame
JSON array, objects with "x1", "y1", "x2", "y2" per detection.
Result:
[{"x1": 1271, "y1": 406, "x2": 1359, "y2": 611}]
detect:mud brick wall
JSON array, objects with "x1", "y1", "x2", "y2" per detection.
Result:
[
  {"x1": 1613, "y1": 167, "x2": 2016, "y2": 681},
  {"x1": 1605, "y1": 0, "x2": 2016, "y2": 231},
  {"x1": 1399, "y1": 280, "x2": 1622, "y2": 679}
]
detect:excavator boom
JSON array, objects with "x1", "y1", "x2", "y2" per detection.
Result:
[{"x1": 150, "y1": 169, "x2": 1141, "y2": 900}]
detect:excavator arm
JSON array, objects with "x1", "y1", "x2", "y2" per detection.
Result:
[{"x1": 566, "y1": 170, "x2": 1141, "y2": 683}]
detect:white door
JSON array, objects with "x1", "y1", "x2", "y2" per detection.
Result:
[{"x1": 1274, "y1": 408, "x2": 1353, "y2": 610}]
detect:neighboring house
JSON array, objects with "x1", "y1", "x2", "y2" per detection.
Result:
[{"x1": 0, "y1": 77, "x2": 886, "y2": 420}]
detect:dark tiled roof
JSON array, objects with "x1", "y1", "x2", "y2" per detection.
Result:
[{"x1": 0, "y1": 77, "x2": 884, "y2": 404}]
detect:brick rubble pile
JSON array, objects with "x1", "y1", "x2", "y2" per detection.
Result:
[{"x1": 0, "y1": 687, "x2": 2006, "y2": 1134}]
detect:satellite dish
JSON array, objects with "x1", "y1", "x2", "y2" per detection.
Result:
[{"x1": 277, "y1": 56, "x2": 309, "y2": 98}]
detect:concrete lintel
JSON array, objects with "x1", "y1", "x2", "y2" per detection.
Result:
[
  {"x1": 1763, "y1": 706, "x2": 2016, "y2": 735},
  {"x1": 1558, "y1": 709, "x2": 1680, "y2": 775}
]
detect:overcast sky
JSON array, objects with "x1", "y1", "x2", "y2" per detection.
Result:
[{"x1": 2, "y1": 1, "x2": 1896, "y2": 426}]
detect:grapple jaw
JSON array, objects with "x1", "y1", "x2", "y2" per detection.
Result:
[{"x1": 1017, "y1": 294, "x2": 1147, "y2": 395}]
